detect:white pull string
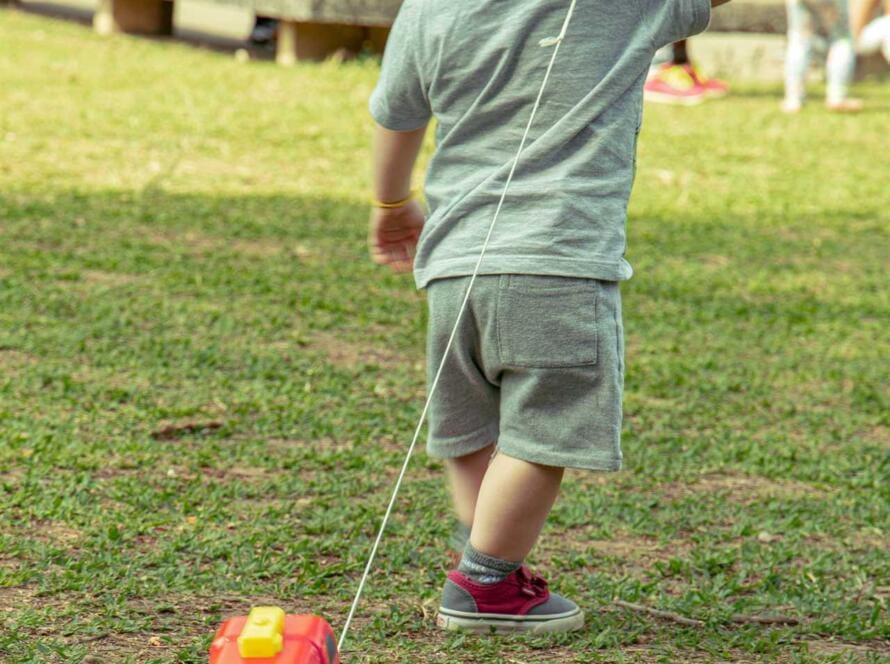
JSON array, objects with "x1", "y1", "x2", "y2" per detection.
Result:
[{"x1": 338, "y1": 0, "x2": 578, "y2": 653}]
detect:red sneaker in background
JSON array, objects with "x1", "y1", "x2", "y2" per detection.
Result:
[
  {"x1": 683, "y1": 63, "x2": 730, "y2": 99},
  {"x1": 644, "y1": 64, "x2": 708, "y2": 106}
]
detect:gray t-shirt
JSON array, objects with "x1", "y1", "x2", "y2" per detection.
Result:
[{"x1": 370, "y1": 0, "x2": 711, "y2": 288}]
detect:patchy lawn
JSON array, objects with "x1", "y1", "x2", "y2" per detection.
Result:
[{"x1": 1, "y1": 8, "x2": 888, "y2": 663}]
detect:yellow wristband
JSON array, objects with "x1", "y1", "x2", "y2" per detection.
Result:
[{"x1": 372, "y1": 191, "x2": 415, "y2": 209}]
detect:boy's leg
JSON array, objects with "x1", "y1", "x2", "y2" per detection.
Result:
[
  {"x1": 446, "y1": 443, "x2": 495, "y2": 535},
  {"x1": 438, "y1": 277, "x2": 623, "y2": 635},
  {"x1": 424, "y1": 276, "x2": 502, "y2": 553},
  {"x1": 469, "y1": 452, "x2": 564, "y2": 562}
]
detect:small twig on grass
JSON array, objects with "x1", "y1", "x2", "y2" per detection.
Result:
[
  {"x1": 151, "y1": 420, "x2": 223, "y2": 441},
  {"x1": 77, "y1": 632, "x2": 110, "y2": 644},
  {"x1": 615, "y1": 600, "x2": 705, "y2": 627},
  {"x1": 730, "y1": 614, "x2": 800, "y2": 626},
  {"x1": 615, "y1": 601, "x2": 800, "y2": 628}
]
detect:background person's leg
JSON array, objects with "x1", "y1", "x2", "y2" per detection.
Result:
[
  {"x1": 853, "y1": 0, "x2": 890, "y2": 60},
  {"x1": 825, "y1": 0, "x2": 862, "y2": 110},
  {"x1": 672, "y1": 39, "x2": 690, "y2": 64},
  {"x1": 784, "y1": 0, "x2": 814, "y2": 111},
  {"x1": 826, "y1": 39, "x2": 857, "y2": 105},
  {"x1": 644, "y1": 42, "x2": 708, "y2": 105},
  {"x1": 852, "y1": 0, "x2": 882, "y2": 38},
  {"x1": 857, "y1": 15, "x2": 890, "y2": 56}
]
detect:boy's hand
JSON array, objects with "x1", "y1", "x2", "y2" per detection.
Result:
[{"x1": 368, "y1": 199, "x2": 425, "y2": 273}]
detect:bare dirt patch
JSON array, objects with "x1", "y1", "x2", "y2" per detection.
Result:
[
  {"x1": 201, "y1": 465, "x2": 271, "y2": 480},
  {"x1": 91, "y1": 464, "x2": 143, "y2": 479},
  {"x1": 0, "y1": 584, "x2": 37, "y2": 610},
  {"x1": 203, "y1": 455, "x2": 322, "y2": 488},
  {"x1": 849, "y1": 529, "x2": 890, "y2": 551},
  {"x1": 660, "y1": 473, "x2": 833, "y2": 504},
  {"x1": 141, "y1": 228, "x2": 321, "y2": 262},
  {"x1": 0, "y1": 469, "x2": 24, "y2": 484},
  {"x1": 858, "y1": 425, "x2": 889, "y2": 447},
  {"x1": 0, "y1": 348, "x2": 37, "y2": 369},
  {"x1": 2, "y1": 517, "x2": 82, "y2": 547},
  {"x1": 535, "y1": 528, "x2": 694, "y2": 579},
  {"x1": 80, "y1": 270, "x2": 140, "y2": 288},
  {"x1": 264, "y1": 436, "x2": 353, "y2": 454},
  {"x1": 38, "y1": 521, "x2": 82, "y2": 545},
  {"x1": 309, "y1": 330, "x2": 411, "y2": 369},
  {"x1": 71, "y1": 365, "x2": 151, "y2": 391},
  {"x1": 143, "y1": 228, "x2": 221, "y2": 255},
  {"x1": 230, "y1": 238, "x2": 284, "y2": 258},
  {"x1": 803, "y1": 637, "x2": 890, "y2": 658},
  {"x1": 619, "y1": 644, "x2": 767, "y2": 663}
]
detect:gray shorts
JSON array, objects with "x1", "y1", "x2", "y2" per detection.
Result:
[{"x1": 425, "y1": 275, "x2": 624, "y2": 471}]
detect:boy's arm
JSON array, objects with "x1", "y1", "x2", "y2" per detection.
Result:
[
  {"x1": 372, "y1": 123, "x2": 426, "y2": 204},
  {"x1": 711, "y1": 0, "x2": 731, "y2": 6},
  {"x1": 368, "y1": 123, "x2": 428, "y2": 273}
]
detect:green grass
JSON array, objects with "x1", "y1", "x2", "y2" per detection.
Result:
[{"x1": 1, "y1": 8, "x2": 888, "y2": 663}]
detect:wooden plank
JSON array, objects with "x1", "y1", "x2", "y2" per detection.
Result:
[
  {"x1": 246, "y1": 1, "x2": 788, "y2": 33},
  {"x1": 251, "y1": 0, "x2": 402, "y2": 26},
  {"x1": 709, "y1": 1, "x2": 787, "y2": 33},
  {"x1": 274, "y1": 21, "x2": 387, "y2": 61},
  {"x1": 174, "y1": 0, "x2": 786, "y2": 33},
  {"x1": 118, "y1": 0, "x2": 173, "y2": 34},
  {"x1": 95, "y1": 0, "x2": 173, "y2": 34}
]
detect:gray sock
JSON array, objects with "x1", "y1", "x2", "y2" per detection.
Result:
[
  {"x1": 458, "y1": 542, "x2": 521, "y2": 584},
  {"x1": 449, "y1": 522, "x2": 471, "y2": 553}
]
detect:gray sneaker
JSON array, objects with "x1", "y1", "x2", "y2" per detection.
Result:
[{"x1": 436, "y1": 566, "x2": 584, "y2": 634}]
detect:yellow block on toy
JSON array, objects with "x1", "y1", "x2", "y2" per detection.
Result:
[{"x1": 237, "y1": 607, "x2": 285, "y2": 658}]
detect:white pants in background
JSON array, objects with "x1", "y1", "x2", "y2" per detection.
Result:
[{"x1": 785, "y1": 0, "x2": 856, "y2": 104}]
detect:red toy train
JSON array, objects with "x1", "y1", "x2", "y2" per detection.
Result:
[{"x1": 209, "y1": 607, "x2": 339, "y2": 664}]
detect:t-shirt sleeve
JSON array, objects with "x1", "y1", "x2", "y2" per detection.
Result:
[
  {"x1": 369, "y1": 0, "x2": 432, "y2": 131},
  {"x1": 641, "y1": 0, "x2": 712, "y2": 50}
]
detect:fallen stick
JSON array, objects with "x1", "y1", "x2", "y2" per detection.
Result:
[
  {"x1": 614, "y1": 600, "x2": 705, "y2": 627},
  {"x1": 615, "y1": 600, "x2": 800, "y2": 628},
  {"x1": 730, "y1": 614, "x2": 800, "y2": 626},
  {"x1": 77, "y1": 632, "x2": 110, "y2": 644}
]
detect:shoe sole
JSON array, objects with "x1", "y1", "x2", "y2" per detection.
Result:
[
  {"x1": 436, "y1": 608, "x2": 584, "y2": 634},
  {"x1": 643, "y1": 90, "x2": 706, "y2": 106}
]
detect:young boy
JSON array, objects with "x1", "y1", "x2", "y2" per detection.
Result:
[{"x1": 369, "y1": 0, "x2": 729, "y2": 634}]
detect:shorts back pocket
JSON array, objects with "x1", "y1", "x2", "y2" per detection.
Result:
[{"x1": 497, "y1": 276, "x2": 598, "y2": 369}]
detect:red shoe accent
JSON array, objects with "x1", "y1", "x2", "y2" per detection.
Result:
[
  {"x1": 682, "y1": 63, "x2": 729, "y2": 99},
  {"x1": 447, "y1": 566, "x2": 550, "y2": 616},
  {"x1": 644, "y1": 64, "x2": 707, "y2": 106}
]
